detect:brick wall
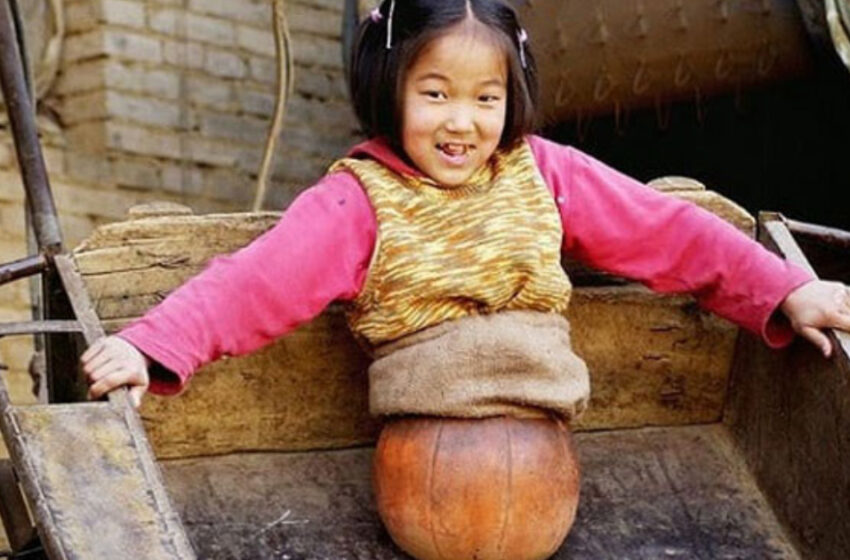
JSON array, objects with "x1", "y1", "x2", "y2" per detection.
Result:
[{"x1": 0, "y1": 0, "x2": 360, "y2": 410}]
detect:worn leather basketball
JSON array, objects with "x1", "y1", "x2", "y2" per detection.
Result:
[{"x1": 373, "y1": 415, "x2": 581, "y2": 560}]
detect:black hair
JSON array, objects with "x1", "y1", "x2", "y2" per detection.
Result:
[{"x1": 348, "y1": 0, "x2": 539, "y2": 150}]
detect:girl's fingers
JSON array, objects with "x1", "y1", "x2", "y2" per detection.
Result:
[
  {"x1": 80, "y1": 339, "x2": 107, "y2": 364},
  {"x1": 88, "y1": 370, "x2": 136, "y2": 401},
  {"x1": 82, "y1": 348, "x2": 119, "y2": 375},
  {"x1": 799, "y1": 326, "x2": 833, "y2": 358},
  {"x1": 86, "y1": 361, "x2": 128, "y2": 384}
]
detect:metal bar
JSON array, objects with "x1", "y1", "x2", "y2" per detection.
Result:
[
  {"x1": 0, "y1": 0, "x2": 63, "y2": 255},
  {"x1": 784, "y1": 217, "x2": 850, "y2": 249},
  {"x1": 0, "y1": 321, "x2": 82, "y2": 338},
  {"x1": 8, "y1": 0, "x2": 33, "y2": 104},
  {"x1": 0, "y1": 255, "x2": 48, "y2": 287}
]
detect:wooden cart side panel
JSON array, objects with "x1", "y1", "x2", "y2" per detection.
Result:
[{"x1": 725, "y1": 215, "x2": 850, "y2": 560}]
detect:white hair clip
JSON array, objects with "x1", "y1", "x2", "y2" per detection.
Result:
[
  {"x1": 518, "y1": 28, "x2": 529, "y2": 69},
  {"x1": 386, "y1": 0, "x2": 396, "y2": 50}
]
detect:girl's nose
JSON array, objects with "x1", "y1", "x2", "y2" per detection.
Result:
[{"x1": 445, "y1": 105, "x2": 475, "y2": 132}]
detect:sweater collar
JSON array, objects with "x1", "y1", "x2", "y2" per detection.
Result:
[{"x1": 346, "y1": 137, "x2": 422, "y2": 177}]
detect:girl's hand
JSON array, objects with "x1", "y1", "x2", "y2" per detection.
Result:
[
  {"x1": 780, "y1": 279, "x2": 850, "y2": 357},
  {"x1": 81, "y1": 336, "x2": 150, "y2": 408}
]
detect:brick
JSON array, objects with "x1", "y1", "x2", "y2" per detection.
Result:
[
  {"x1": 291, "y1": 32, "x2": 343, "y2": 70},
  {"x1": 161, "y1": 163, "x2": 204, "y2": 195},
  {"x1": 0, "y1": 239, "x2": 27, "y2": 263},
  {"x1": 64, "y1": 30, "x2": 163, "y2": 64},
  {"x1": 105, "y1": 30, "x2": 162, "y2": 62},
  {"x1": 237, "y1": 88, "x2": 275, "y2": 117},
  {"x1": 54, "y1": 59, "x2": 105, "y2": 95},
  {"x1": 0, "y1": 334, "x2": 34, "y2": 373},
  {"x1": 65, "y1": 150, "x2": 114, "y2": 186},
  {"x1": 149, "y1": 8, "x2": 185, "y2": 35},
  {"x1": 53, "y1": 180, "x2": 146, "y2": 220},
  {"x1": 290, "y1": 0, "x2": 343, "y2": 13},
  {"x1": 0, "y1": 141, "x2": 13, "y2": 168},
  {"x1": 42, "y1": 147, "x2": 66, "y2": 176},
  {"x1": 187, "y1": 13, "x2": 235, "y2": 45},
  {"x1": 237, "y1": 25, "x2": 275, "y2": 57},
  {"x1": 238, "y1": 143, "x2": 324, "y2": 185},
  {"x1": 185, "y1": 75, "x2": 234, "y2": 110},
  {"x1": 201, "y1": 168, "x2": 254, "y2": 204},
  {"x1": 279, "y1": 127, "x2": 355, "y2": 161},
  {"x1": 99, "y1": 0, "x2": 146, "y2": 28},
  {"x1": 112, "y1": 158, "x2": 162, "y2": 190},
  {"x1": 0, "y1": 262, "x2": 29, "y2": 304},
  {"x1": 65, "y1": 2, "x2": 101, "y2": 33},
  {"x1": 55, "y1": 60, "x2": 180, "y2": 99},
  {"x1": 62, "y1": 90, "x2": 109, "y2": 124},
  {"x1": 105, "y1": 122, "x2": 182, "y2": 159},
  {"x1": 188, "y1": 0, "x2": 268, "y2": 26},
  {"x1": 163, "y1": 40, "x2": 205, "y2": 69},
  {"x1": 249, "y1": 56, "x2": 276, "y2": 84},
  {"x1": 200, "y1": 112, "x2": 267, "y2": 144},
  {"x1": 185, "y1": 137, "x2": 239, "y2": 166},
  {"x1": 0, "y1": 170, "x2": 24, "y2": 203},
  {"x1": 284, "y1": 96, "x2": 357, "y2": 132},
  {"x1": 295, "y1": 69, "x2": 346, "y2": 101},
  {"x1": 58, "y1": 213, "x2": 98, "y2": 248},
  {"x1": 288, "y1": 3, "x2": 340, "y2": 38},
  {"x1": 107, "y1": 92, "x2": 184, "y2": 128},
  {"x1": 0, "y1": 204, "x2": 26, "y2": 238},
  {"x1": 63, "y1": 30, "x2": 104, "y2": 63},
  {"x1": 143, "y1": 69, "x2": 182, "y2": 100},
  {"x1": 204, "y1": 48, "x2": 247, "y2": 78}
]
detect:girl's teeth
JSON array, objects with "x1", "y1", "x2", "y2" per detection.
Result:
[{"x1": 440, "y1": 144, "x2": 467, "y2": 155}]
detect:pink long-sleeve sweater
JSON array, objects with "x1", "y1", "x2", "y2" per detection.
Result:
[{"x1": 119, "y1": 135, "x2": 813, "y2": 395}]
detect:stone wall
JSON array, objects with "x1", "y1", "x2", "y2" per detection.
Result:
[{"x1": 0, "y1": 0, "x2": 359, "y2": 408}]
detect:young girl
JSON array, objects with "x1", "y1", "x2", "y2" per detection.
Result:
[{"x1": 82, "y1": 0, "x2": 850, "y2": 558}]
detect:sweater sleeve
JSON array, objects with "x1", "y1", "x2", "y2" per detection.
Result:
[
  {"x1": 117, "y1": 171, "x2": 377, "y2": 395},
  {"x1": 528, "y1": 135, "x2": 814, "y2": 348}
]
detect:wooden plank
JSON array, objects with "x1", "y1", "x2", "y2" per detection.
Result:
[
  {"x1": 72, "y1": 214, "x2": 739, "y2": 457},
  {"x1": 0, "y1": 459, "x2": 38, "y2": 554},
  {"x1": 159, "y1": 425, "x2": 799, "y2": 559},
  {"x1": 725, "y1": 214, "x2": 850, "y2": 560}
]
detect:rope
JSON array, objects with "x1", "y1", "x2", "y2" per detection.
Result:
[{"x1": 252, "y1": 0, "x2": 294, "y2": 211}]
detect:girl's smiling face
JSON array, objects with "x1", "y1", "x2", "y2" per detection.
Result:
[{"x1": 401, "y1": 23, "x2": 508, "y2": 187}]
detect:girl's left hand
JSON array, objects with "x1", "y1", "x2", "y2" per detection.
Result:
[{"x1": 780, "y1": 279, "x2": 850, "y2": 357}]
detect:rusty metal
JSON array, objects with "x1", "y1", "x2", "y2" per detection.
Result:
[
  {"x1": 0, "y1": 254, "x2": 48, "y2": 287},
  {"x1": 0, "y1": 0, "x2": 62, "y2": 256},
  {"x1": 514, "y1": 0, "x2": 814, "y2": 123},
  {"x1": 784, "y1": 216, "x2": 850, "y2": 248},
  {"x1": 0, "y1": 321, "x2": 81, "y2": 338}
]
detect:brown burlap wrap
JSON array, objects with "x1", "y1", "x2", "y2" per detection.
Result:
[{"x1": 369, "y1": 311, "x2": 590, "y2": 421}]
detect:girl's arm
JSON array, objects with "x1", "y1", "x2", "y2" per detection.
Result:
[
  {"x1": 528, "y1": 135, "x2": 817, "y2": 348},
  {"x1": 87, "y1": 172, "x2": 377, "y2": 398}
]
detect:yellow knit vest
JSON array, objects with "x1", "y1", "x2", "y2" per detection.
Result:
[{"x1": 330, "y1": 140, "x2": 572, "y2": 349}]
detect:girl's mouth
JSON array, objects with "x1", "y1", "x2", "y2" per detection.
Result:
[{"x1": 436, "y1": 143, "x2": 474, "y2": 166}]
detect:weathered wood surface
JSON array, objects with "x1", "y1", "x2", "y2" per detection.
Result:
[
  {"x1": 161, "y1": 425, "x2": 800, "y2": 559},
  {"x1": 73, "y1": 187, "x2": 749, "y2": 458},
  {"x1": 725, "y1": 216, "x2": 850, "y2": 560},
  {"x1": 0, "y1": 402, "x2": 196, "y2": 559}
]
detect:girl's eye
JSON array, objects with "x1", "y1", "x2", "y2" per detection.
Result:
[
  {"x1": 423, "y1": 90, "x2": 447, "y2": 100},
  {"x1": 479, "y1": 95, "x2": 501, "y2": 103}
]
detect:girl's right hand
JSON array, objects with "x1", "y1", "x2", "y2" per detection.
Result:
[{"x1": 81, "y1": 336, "x2": 150, "y2": 408}]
